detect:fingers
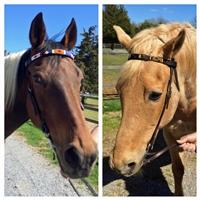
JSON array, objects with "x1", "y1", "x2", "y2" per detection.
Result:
[
  {"x1": 177, "y1": 138, "x2": 187, "y2": 144},
  {"x1": 179, "y1": 143, "x2": 196, "y2": 153},
  {"x1": 177, "y1": 133, "x2": 196, "y2": 144}
]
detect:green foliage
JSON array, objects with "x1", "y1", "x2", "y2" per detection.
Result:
[
  {"x1": 103, "y1": 99, "x2": 121, "y2": 113},
  {"x1": 103, "y1": 5, "x2": 132, "y2": 44},
  {"x1": 75, "y1": 26, "x2": 98, "y2": 94},
  {"x1": 134, "y1": 18, "x2": 168, "y2": 35}
]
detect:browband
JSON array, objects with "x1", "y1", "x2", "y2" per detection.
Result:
[
  {"x1": 128, "y1": 53, "x2": 177, "y2": 69},
  {"x1": 25, "y1": 49, "x2": 74, "y2": 67}
]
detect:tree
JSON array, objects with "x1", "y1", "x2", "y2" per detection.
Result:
[
  {"x1": 132, "y1": 18, "x2": 168, "y2": 35},
  {"x1": 4, "y1": 50, "x2": 10, "y2": 56},
  {"x1": 103, "y1": 5, "x2": 132, "y2": 44},
  {"x1": 75, "y1": 26, "x2": 98, "y2": 94}
]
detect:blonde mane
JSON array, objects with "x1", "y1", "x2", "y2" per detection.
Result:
[
  {"x1": 117, "y1": 23, "x2": 196, "y2": 110},
  {"x1": 5, "y1": 51, "x2": 25, "y2": 111}
]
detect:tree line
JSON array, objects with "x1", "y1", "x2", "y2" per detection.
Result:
[{"x1": 103, "y1": 5, "x2": 196, "y2": 45}]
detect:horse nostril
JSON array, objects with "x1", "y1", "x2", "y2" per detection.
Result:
[
  {"x1": 127, "y1": 162, "x2": 136, "y2": 169},
  {"x1": 64, "y1": 146, "x2": 82, "y2": 168}
]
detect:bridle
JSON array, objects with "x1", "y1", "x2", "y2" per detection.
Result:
[
  {"x1": 128, "y1": 53, "x2": 180, "y2": 166},
  {"x1": 25, "y1": 48, "x2": 75, "y2": 150}
]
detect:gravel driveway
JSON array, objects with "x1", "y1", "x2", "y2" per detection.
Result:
[{"x1": 5, "y1": 134, "x2": 96, "y2": 196}]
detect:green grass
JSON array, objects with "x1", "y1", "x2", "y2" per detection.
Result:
[
  {"x1": 103, "y1": 100, "x2": 121, "y2": 157},
  {"x1": 103, "y1": 112, "x2": 121, "y2": 135},
  {"x1": 17, "y1": 121, "x2": 58, "y2": 164},
  {"x1": 84, "y1": 98, "x2": 98, "y2": 121},
  {"x1": 103, "y1": 99, "x2": 121, "y2": 113},
  {"x1": 17, "y1": 97, "x2": 98, "y2": 190},
  {"x1": 84, "y1": 97, "x2": 98, "y2": 105},
  {"x1": 103, "y1": 69, "x2": 120, "y2": 86},
  {"x1": 84, "y1": 109, "x2": 98, "y2": 121},
  {"x1": 85, "y1": 163, "x2": 98, "y2": 191},
  {"x1": 103, "y1": 99, "x2": 121, "y2": 135},
  {"x1": 103, "y1": 53, "x2": 128, "y2": 66}
]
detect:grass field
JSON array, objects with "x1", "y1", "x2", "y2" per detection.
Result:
[
  {"x1": 103, "y1": 69, "x2": 120, "y2": 86},
  {"x1": 103, "y1": 53, "x2": 128, "y2": 66},
  {"x1": 17, "y1": 97, "x2": 98, "y2": 190},
  {"x1": 84, "y1": 97, "x2": 98, "y2": 122},
  {"x1": 103, "y1": 99, "x2": 121, "y2": 157}
]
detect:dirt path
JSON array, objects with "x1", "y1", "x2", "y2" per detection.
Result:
[
  {"x1": 103, "y1": 130, "x2": 196, "y2": 196},
  {"x1": 5, "y1": 122, "x2": 97, "y2": 196}
]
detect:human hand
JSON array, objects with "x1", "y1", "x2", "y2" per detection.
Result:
[{"x1": 176, "y1": 133, "x2": 196, "y2": 153}]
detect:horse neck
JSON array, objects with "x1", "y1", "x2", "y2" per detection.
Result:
[
  {"x1": 176, "y1": 48, "x2": 196, "y2": 115},
  {"x1": 5, "y1": 102, "x2": 28, "y2": 138},
  {"x1": 5, "y1": 51, "x2": 30, "y2": 138}
]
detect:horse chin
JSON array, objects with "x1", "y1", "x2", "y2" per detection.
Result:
[{"x1": 121, "y1": 162, "x2": 143, "y2": 177}]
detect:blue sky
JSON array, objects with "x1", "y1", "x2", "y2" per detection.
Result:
[
  {"x1": 124, "y1": 5, "x2": 196, "y2": 24},
  {"x1": 5, "y1": 5, "x2": 98, "y2": 52}
]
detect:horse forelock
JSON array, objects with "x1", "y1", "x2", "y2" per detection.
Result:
[{"x1": 5, "y1": 51, "x2": 26, "y2": 111}]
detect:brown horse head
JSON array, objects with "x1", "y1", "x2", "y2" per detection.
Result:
[
  {"x1": 25, "y1": 13, "x2": 97, "y2": 178},
  {"x1": 110, "y1": 24, "x2": 189, "y2": 176}
]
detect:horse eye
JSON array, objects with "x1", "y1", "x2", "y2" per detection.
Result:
[
  {"x1": 33, "y1": 74, "x2": 43, "y2": 84},
  {"x1": 149, "y1": 91, "x2": 162, "y2": 101}
]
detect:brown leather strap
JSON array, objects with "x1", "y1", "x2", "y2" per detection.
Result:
[
  {"x1": 142, "y1": 143, "x2": 178, "y2": 166},
  {"x1": 128, "y1": 53, "x2": 177, "y2": 68}
]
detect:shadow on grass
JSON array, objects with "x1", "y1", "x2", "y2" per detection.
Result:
[{"x1": 103, "y1": 130, "x2": 174, "y2": 196}]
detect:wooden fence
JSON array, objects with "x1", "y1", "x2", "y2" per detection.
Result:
[{"x1": 81, "y1": 93, "x2": 98, "y2": 124}]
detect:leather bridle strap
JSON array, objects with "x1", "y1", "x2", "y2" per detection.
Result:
[
  {"x1": 25, "y1": 48, "x2": 74, "y2": 67},
  {"x1": 142, "y1": 143, "x2": 178, "y2": 166},
  {"x1": 27, "y1": 87, "x2": 51, "y2": 138},
  {"x1": 128, "y1": 53, "x2": 180, "y2": 165}
]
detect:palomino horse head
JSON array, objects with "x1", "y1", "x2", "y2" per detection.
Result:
[
  {"x1": 110, "y1": 24, "x2": 187, "y2": 176},
  {"x1": 25, "y1": 13, "x2": 97, "y2": 178}
]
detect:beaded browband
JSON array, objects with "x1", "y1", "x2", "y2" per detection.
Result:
[{"x1": 25, "y1": 49, "x2": 74, "y2": 67}]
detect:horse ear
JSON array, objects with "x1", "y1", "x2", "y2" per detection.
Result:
[
  {"x1": 113, "y1": 25, "x2": 131, "y2": 50},
  {"x1": 61, "y1": 18, "x2": 77, "y2": 50},
  {"x1": 162, "y1": 29, "x2": 186, "y2": 59},
  {"x1": 29, "y1": 12, "x2": 46, "y2": 49}
]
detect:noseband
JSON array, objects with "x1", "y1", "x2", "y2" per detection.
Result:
[
  {"x1": 128, "y1": 53, "x2": 180, "y2": 166},
  {"x1": 26, "y1": 48, "x2": 74, "y2": 149}
]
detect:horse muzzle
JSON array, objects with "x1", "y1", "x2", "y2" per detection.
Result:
[
  {"x1": 109, "y1": 152, "x2": 143, "y2": 177},
  {"x1": 58, "y1": 144, "x2": 97, "y2": 179}
]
